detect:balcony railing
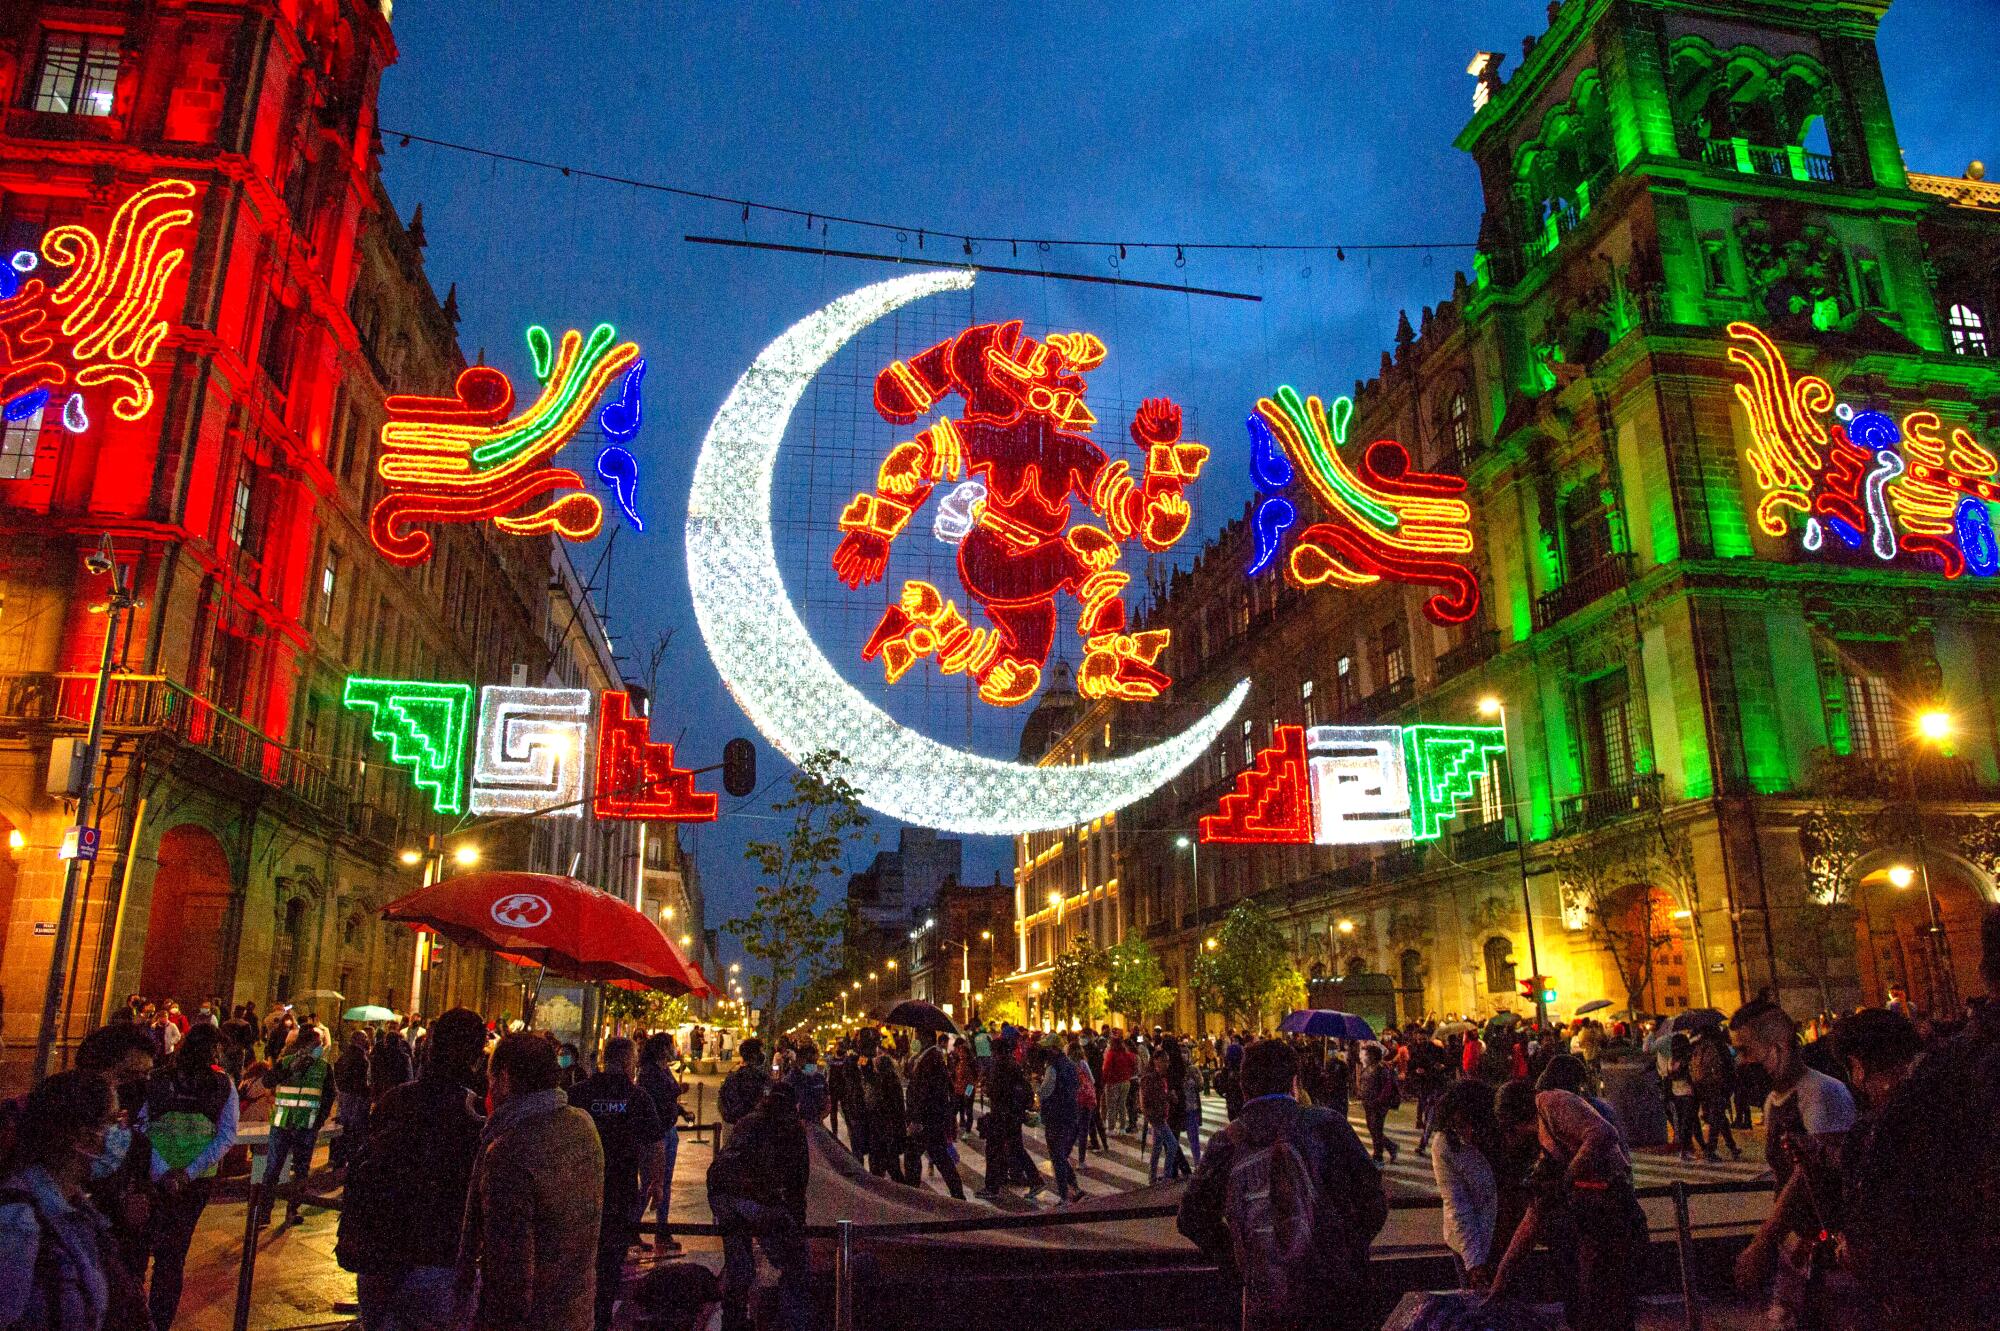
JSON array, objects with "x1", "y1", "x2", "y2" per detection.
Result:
[
  {"x1": 1347, "y1": 675, "x2": 1414, "y2": 720},
  {"x1": 1434, "y1": 629, "x2": 1498, "y2": 682},
  {"x1": 1535, "y1": 553, "x2": 1634, "y2": 630},
  {"x1": 1835, "y1": 752, "x2": 1988, "y2": 799},
  {"x1": 1559, "y1": 772, "x2": 1664, "y2": 835},
  {"x1": 1909, "y1": 171, "x2": 2000, "y2": 212},
  {"x1": 1699, "y1": 137, "x2": 1837, "y2": 185},
  {"x1": 1454, "y1": 817, "x2": 1515, "y2": 860}
]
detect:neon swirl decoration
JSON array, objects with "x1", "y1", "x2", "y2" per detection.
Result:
[
  {"x1": 368, "y1": 324, "x2": 639, "y2": 565},
  {"x1": 1728, "y1": 323, "x2": 2000, "y2": 578},
  {"x1": 835, "y1": 319, "x2": 1208, "y2": 706},
  {"x1": 1247, "y1": 386, "x2": 1480, "y2": 625},
  {"x1": 0, "y1": 179, "x2": 196, "y2": 430}
]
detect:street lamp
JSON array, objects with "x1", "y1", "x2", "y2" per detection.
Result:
[
  {"x1": 453, "y1": 844, "x2": 480, "y2": 867},
  {"x1": 1906, "y1": 707, "x2": 1958, "y2": 1014},
  {"x1": 1176, "y1": 833, "x2": 1203, "y2": 1033},
  {"x1": 399, "y1": 848, "x2": 422, "y2": 866},
  {"x1": 1480, "y1": 697, "x2": 1548, "y2": 1027},
  {"x1": 1887, "y1": 864, "x2": 1915, "y2": 890}
]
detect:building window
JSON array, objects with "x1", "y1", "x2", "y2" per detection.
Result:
[
  {"x1": 1585, "y1": 671, "x2": 1635, "y2": 787},
  {"x1": 28, "y1": 31, "x2": 121, "y2": 117},
  {"x1": 1948, "y1": 303, "x2": 1990, "y2": 357},
  {"x1": 230, "y1": 471, "x2": 255, "y2": 549},
  {"x1": 1700, "y1": 234, "x2": 1731, "y2": 291},
  {"x1": 1483, "y1": 935, "x2": 1517, "y2": 994},
  {"x1": 319, "y1": 550, "x2": 340, "y2": 627},
  {"x1": 0, "y1": 406, "x2": 43, "y2": 479},
  {"x1": 1842, "y1": 665, "x2": 1899, "y2": 760},
  {"x1": 1561, "y1": 482, "x2": 1615, "y2": 577},
  {"x1": 1241, "y1": 718, "x2": 1255, "y2": 767},
  {"x1": 1379, "y1": 620, "x2": 1410, "y2": 689},
  {"x1": 1301, "y1": 678, "x2": 1317, "y2": 728},
  {"x1": 1336, "y1": 655, "x2": 1359, "y2": 711},
  {"x1": 1447, "y1": 392, "x2": 1470, "y2": 455}
]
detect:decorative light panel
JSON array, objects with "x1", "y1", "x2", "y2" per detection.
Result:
[
  {"x1": 1729, "y1": 321, "x2": 2000, "y2": 577},
  {"x1": 0, "y1": 178, "x2": 196, "y2": 433},
  {"x1": 1247, "y1": 386, "x2": 1480, "y2": 625},
  {"x1": 369, "y1": 324, "x2": 641, "y2": 565},
  {"x1": 469, "y1": 686, "x2": 592, "y2": 817},
  {"x1": 684, "y1": 269, "x2": 1248, "y2": 837},
  {"x1": 1200, "y1": 722, "x2": 1505, "y2": 846},
  {"x1": 342, "y1": 675, "x2": 718, "y2": 824},
  {"x1": 835, "y1": 318, "x2": 1208, "y2": 707}
]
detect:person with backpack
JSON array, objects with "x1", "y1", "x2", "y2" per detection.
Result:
[
  {"x1": 258, "y1": 1023, "x2": 334, "y2": 1227},
  {"x1": 1177, "y1": 1038, "x2": 1388, "y2": 1331},
  {"x1": 1358, "y1": 1044, "x2": 1401, "y2": 1166},
  {"x1": 1690, "y1": 1028, "x2": 1740, "y2": 1160},
  {"x1": 706, "y1": 1080, "x2": 809, "y2": 1331},
  {"x1": 0, "y1": 1070, "x2": 151, "y2": 1331},
  {"x1": 1033, "y1": 1039, "x2": 1083, "y2": 1203},
  {"x1": 338, "y1": 1007, "x2": 487, "y2": 1331},
  {"x1": 141, "y1": 1022, "x2": 236, "y2": 1330}
]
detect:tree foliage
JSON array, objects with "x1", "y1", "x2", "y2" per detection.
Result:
[
  {"x1": 1047, "y1": 936, "x2": 1108, "y2": 1025},
  {"x1": 598, "y1": 987, "x2": 694, "y2": 1032},
  {"x1": 725, "y1": 749, "x2": 870, "y2": 1039},
  {"x1": 1550, "y1": 825, "x2": 1667, "y2": 1015},
  {"x1": 1103, "y1": 935, "x2": 1175, "y2": 1026},
  {"x1": 1194, "y1": 902, "x2": 1295, "y2": 1030}
]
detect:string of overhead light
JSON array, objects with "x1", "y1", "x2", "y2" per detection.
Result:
[{"x1": 379, "y1": 127, "x2": 1478, "y2": 260}]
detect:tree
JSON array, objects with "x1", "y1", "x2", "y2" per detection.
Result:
[
  {"x1": 983, "y1": 992, "x2": 1027, "y2": 1029},
  {"x1": 1644, "y1": 801, "x2": 1715, "y2": 1007},
  {"x1": 1047, "y1": 936, "x2": 1107, "y2": 1027},
  {"x1": 726, "y1": 749, "x2": 870, "y2": 1039},
  {"x1": 598, "y1": 987, "x2": 694, "y2": 1033},
  {"x1": 1103, "y1": 936, "x2": 1175, "y2": 1028},
  {"x1": 1201, "y1": 902, "x2": 1295, "y2": 1031},
  {"x1": 1550, "y1": 825, "x2": 1666, "y2": 1015},
  {"x1": 1787, "y1": 749, "x2": 1876, "y2": 1010}
]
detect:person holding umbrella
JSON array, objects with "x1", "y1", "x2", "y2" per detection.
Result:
[{"x1": 906, "y1": 1030, "x2": 965, "y2": 1199}]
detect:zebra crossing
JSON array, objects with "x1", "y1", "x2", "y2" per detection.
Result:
[{"x1": 873, "y1": 1095, "x2": 1771, "y2": 1209}]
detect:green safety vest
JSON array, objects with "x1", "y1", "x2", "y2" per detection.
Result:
[{"x1": 271, "y1": 1054, "x2": 330, "y2": 1131}]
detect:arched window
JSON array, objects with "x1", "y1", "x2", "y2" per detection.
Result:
[
  {"x1": 1483, "y1": 935, "x2": 1517, "y2": 993},
  {"x1": 1949, "y1": 303, "x2": 1990, "y2": 357},
  {"x1": 1344, "y1": 954, "x2": 1368, "y2": 979},
  {"x1": 1448, "y1": 392, "x2": 1471, "y2": 456}
]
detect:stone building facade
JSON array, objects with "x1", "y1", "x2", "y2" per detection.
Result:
[{"x1": 1107, "y1": 0, "x2": 2000, "y2": 1031}]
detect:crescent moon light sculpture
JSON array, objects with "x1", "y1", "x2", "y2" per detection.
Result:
[{"x1": 685, "y1": 269, "x2": 1249, "y2": 836}]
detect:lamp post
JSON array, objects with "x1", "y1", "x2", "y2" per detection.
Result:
[
  {"x1": 32, "y1": 540, "x2": 139, "y2": 1083},
  {"x1": 1480, "y1": 696, "x2": 1546, "y2": 1029},
  {"x1": 1176, "y1": 834, "x2": 1204, "y2": 1034},
  {"x1": 1909, "y1": 708, "x2": 1959, "y2": 1016}
]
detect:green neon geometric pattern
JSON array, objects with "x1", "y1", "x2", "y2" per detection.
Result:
[
  {"x1": 1401, "y1": 723, "x2": 1508, "y2": 842},
  {"x1": 341, "y1": 676, "x2": 474, "y2": 815}
]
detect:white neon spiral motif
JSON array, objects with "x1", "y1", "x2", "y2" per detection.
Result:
[
  {"x1": 469, "y1": 686, "x2": 591, "y2": 817},
  {"x1": 685, "y1": 270, "x2": 1247, "y2": 836}
]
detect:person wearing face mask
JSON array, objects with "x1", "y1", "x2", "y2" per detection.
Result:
[
  {"x1": 142, "y1": 1022, "x2": 236, "y2": 1331},
  {"x1": 0, "y1": 1069, "x2": 153, "y2": 1331},
  {"x1": 73, "y1": 1025, "x2": 160, "y2": 1274},
  {"x1": 258, "y1": 1024, "x2": 334, "y2": 1228}
]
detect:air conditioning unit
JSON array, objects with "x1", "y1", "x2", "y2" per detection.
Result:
[{"x1": 46, "y1": 738, "x2": 87, "y2": 797}]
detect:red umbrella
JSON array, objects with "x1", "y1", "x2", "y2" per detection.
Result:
[{"x1": 383, "y1": 871, "x2": 711, "y2": 996}]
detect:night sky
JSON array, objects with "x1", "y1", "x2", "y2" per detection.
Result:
[{"x1": 373, "y1": 1, "x2": 2000, "y2": 977}]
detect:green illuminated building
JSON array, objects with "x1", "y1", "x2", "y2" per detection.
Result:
[{"x1": 1104, "y1": 0, "x2": 2000, "y2": 1027}]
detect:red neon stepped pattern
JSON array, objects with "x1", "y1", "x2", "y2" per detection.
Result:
[
  {"x1": 592, "y1": 691, "x2": 718, "y2": 822},
  {"x1": 1198, "y1": 724, "x2": 1315, "y2": 845}
]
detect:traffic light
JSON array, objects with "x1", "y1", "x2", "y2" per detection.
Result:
[
  {"x1": 1520, "y1": 975, "x2": 1556, "y2": 1005},
  {"x1": 722, "y1": 738, "x2": 757, "y2": 797}
]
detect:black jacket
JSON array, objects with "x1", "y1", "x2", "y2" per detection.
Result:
[
  {"x1": 907, "y1": 1046, "x2": 954, "y2": 1128},
  {"x1": 335, "y1": 1072, "x2": 484, "y2": 1273},
  {"x1": 706, "y1": 1098, "x2": 810, "y2": 1222},
  {"x1": 719, "y1": 1064, "x2": 770, "y2": 1125}
]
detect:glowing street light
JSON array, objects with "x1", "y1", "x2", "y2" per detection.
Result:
[
  {"x1": 1336, "y1": 918, "x2": 1356, "y2": 935},
  {"x1": 1888, "y1": 864, "x2": 1916, "y2": 890},
  {"x1": 1203, "y1": 936, "x2": 1219, "y2": 951},
  {"x1": 453, "y1": 844, "x2": 479, "y2": 867},
  {"x1": 1477, "y1": 695, "x2": 1503, "y2": 718},
  {"x1": 399, "y1": 848, "x2": 422, "y2": 866},
  {"x1": 1917, "y1": 708, "x2": 1953, "y2": 744}
]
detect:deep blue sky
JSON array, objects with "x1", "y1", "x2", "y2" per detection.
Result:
[{"x1": 375, "y1": 1, "x2": 1999, "y2": 978}]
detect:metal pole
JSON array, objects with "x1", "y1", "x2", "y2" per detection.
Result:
[
  {"x1": 408, "y1": 836, "x2": 439, "y2": 1021},
  {"x1": 32, "y1": 570, "x2": 131, "y2": 1082},
  {"x1": 233, "y1": 1181, "x2": 264, "y2": 1331},
  {"x1": 1671, "y1": 1180, "x2": 1703, "y2": 1331},
  {"x1": 1908, "y1": 753, "x2": 1958, "y2": 1016},
  {"x1": 834, "y1": 1218, "x2": 855, "y2": 1331},
  {"x1": 1495, "y1": 704, "x2": 1547, "y2": 1028}
]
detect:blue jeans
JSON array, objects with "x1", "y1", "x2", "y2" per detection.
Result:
[
  {"x1": 711, "y1": 1194, "x2": 809, "y2": 1331},
  {"x1": 262, "y1": 1125, "x2": 319, "y2": 1215},
  {"x1": 1183, "y1": 1114, "x2": 1203, "y2": 1166},
  {"x1": 356, "y1": 1265, "x2": 459, "y2": 1331},
  {"x1": 1044, "y1": 1119, "x2": 1078, "y2": 1197},
  {"x1": 659, "y1": 1123, "x2": 680, "y2": 1235},
  {"x1": 1147, "y1": 1121, "x2": 1186, "y2": 1181}
]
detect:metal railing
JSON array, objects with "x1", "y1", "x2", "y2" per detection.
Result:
[
  {"x1": 1560, "y1": 772, "x2": 1665, "y2": 834},
  {"x1": 1433, "y1": 629, "x2": 1498, "y2": 682},
  {"x1": 1535, "y1": 552, "x2": 1634, "y2": 630},
  {"x1": 1454, "y1": 816, "x2": 1515, "y2": 859}
]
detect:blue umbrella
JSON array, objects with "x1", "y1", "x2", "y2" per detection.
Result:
[{"x1": 1278, "y1": 1009, "x2": 1376, "y2": 1040}]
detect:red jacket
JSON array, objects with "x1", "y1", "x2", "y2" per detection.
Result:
[
  {"x1": 1101, "y1": 1045, "x2": 1138, "y2": 1088},
  {"x1": 1461, "y1": 1035, "x2": 1484, "y2": 1075}
]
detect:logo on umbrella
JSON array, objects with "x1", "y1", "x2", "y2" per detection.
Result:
[{"x1": 491, "y1": 893, "x2": 553, "y2": 929}]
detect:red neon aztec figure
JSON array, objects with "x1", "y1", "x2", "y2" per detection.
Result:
[{"x1": 833, "y1": 321, "x2": 1208, "y2": 706}]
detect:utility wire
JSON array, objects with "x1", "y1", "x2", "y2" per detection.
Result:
[{"x1": 381, "y1": 127, "x2": 1478, "y2": 258}]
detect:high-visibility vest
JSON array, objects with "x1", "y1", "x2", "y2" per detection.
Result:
[{"x1": 271, "y1": 1054, "x2": 330, "y2": 1131}]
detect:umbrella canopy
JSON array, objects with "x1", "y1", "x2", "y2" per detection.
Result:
[
  {"x1": 1434, "y1": 1020, "x2": 1476, "y2": 1036},
  {"x1": 1575, "y1": 999, "x2": 1614, "y2": 1016},
  {"x1": 883, "y1": 999, "x2": 961, "y2": 1037},
  {"x1": 1278, "y1": 1010, "x2": 1376, "y2": 1041},
  {"x1": 382, "y1": 871, "x2": 711, "y2": 996},
  {"x1": 292, "y1": 989, "x2": 344, "y2": 1004},
  {"x1": 1665, "y1": 1007, "x2": 1725, "y2": 1035},
  {"x1": 342, "y1": 1005, "x2": 396, "y2": 1023}
]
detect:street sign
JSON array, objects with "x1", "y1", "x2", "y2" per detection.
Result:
[
  {"x1": 32, "y1": 922, "x2": 55, "y2": 937},
  {"x1": 58, "y1": 827, "x2": 99, "y2": 862}
]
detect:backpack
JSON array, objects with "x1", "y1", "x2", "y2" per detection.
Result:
[
  {"x1": 1689, "y1": 1039, "x2": 1725, "y2": 1088},
  {"x1": 1222, "y1": 1114, "x2": 1358, "y2": 1321}
]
